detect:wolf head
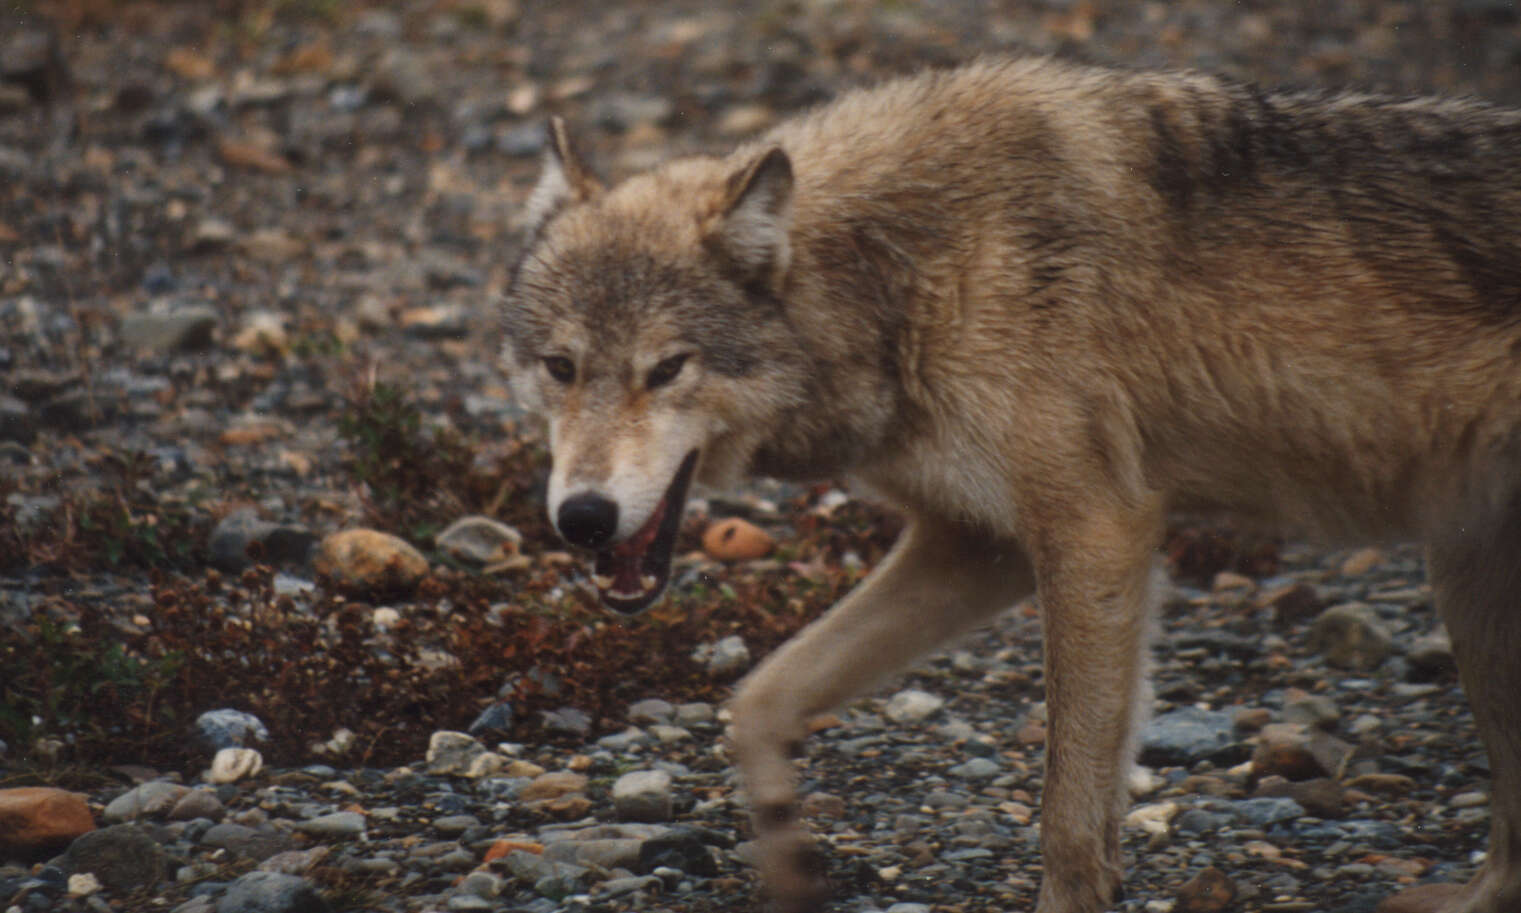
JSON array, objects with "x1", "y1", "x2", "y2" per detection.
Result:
[{"x1": 502, "y1": 119, "x2": 809, "y2": 614}]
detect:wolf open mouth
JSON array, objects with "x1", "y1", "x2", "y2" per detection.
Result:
[{"x1": 590, "y1": 449, "x2": 699, "y2": 615}]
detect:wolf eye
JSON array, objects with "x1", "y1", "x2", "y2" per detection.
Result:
[
  {"x1": 646, "y1": 353, "x2": 690, "y2": 390},
  {"x1": 543, "y1": 356, "x2": 576, "y2": 384}
]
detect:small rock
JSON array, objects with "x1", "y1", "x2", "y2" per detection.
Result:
[
  {"x1": 295, "y1": 812, "x2": 365, "y2": 839},
  {"x1": 1175, "y1": 867, "x2": 1237, "y2": 913},
  {"x1": 426, "y1": 731, "x2": 488, "y2": 776},
  {"x1": 628, "y1": 698, "x2": 676, "y2": 726},
  {"x1": 207, "y1": 747, "x2": 264, "y2": 784},
  {"x1": 692, "y1": 635, "x2": 751, "y2": 677},
  {"x1": 1251, "y1": 723, "x2": 1353, "y2": 782},
  {"x1": 61, "y1": 824, "x2": 167, "y2": 893},
  {"x1": 0, "y1": 787, "x2": 95, "y2": 859},
  {"x1": 638, "y1": 829, "x2": 719, "y2": 876},
  {"x1": 217, "y1": 870, "x2": 334, "y2": 913},
  {"x1": 1408, "y1": 627, "x2": 1456, "y2": 675},
  {"x1": 701, "y1": 517, "x2": 774, "y2": 561},
  {"x1": 1125, "y1": 801, "x2": 1179, "y2": 836},
  {"x1": 120, "y1": 306, "x2": 218, "y2": 352},
  {"x1": 948, "y1": 757, "x2": 1001, "y2": 779},
  {"x1": 467, "y1": 702, "x2": 516, "y2": 737},
  {"x1": 102, "y1": 781, "x2": 188, "y2": 823},
  {"x1": 197, "y1": 708, "x2": 270, "y2": 751},
  {"x1": 884, "y1": 688, "x2": 945, "y2": 724},
  {"x1": 1260, "y1": 582, "x2": 1324, "y2": 627},
  {"x1": 1140, "y1": 707, "x2": 1238, "y2": 767},
  {"x1": 66, "y1": 871, "x2": 101, "y2": 896},
  {"x1": 612, "y1": 770, "x2": 674, "y2": 822},
  {"x1": 1339, "y1": 547, "x2": 1384, "y2": 577},
  {"x1": 436, "y1": 515, "x2": 524, "y2": 566},
  {"x1": 230, "y1": 311, "x2": 290, "y2": 357},
  {"x1": 202, "y1": 822, "x2": 298, "y2": 861},
  {"x1": 313, "y1": 528, "x2": 429, "y2": 595},
  {"x1": 209, "y1": 509, "x2": 317, "y2": 572},
  {"x1": 521, "y1": 771, "x2": 589, "y2": 802},
  {"x1": 256, "y1": 846, "x2": 330, "y2": 876},
  {"x1": 1308, "y1": 602, "x2": 1393, "y2": 671},
  {"x1": 540, "y1": 706, "x2": 593, "y2": 737}
]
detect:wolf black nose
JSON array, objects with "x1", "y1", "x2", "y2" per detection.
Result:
[{"x1": 557, "y1": 493, "x2": 619, "y2": 549}]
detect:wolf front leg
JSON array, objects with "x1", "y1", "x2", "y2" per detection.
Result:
[
  {"x1": 1416, "y1": 518, "x2": 1521, "y2": 913},
  {"x1": 1030, "y1": 502, "x2": 1165, "y2": 913},
  {"x1": 729, "y1": 517, "x2": 1035, "y2": 912}
]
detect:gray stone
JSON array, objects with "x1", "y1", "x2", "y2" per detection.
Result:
[
  {"x1": 432, "y1": 814, "x2": 480, "y2": 837},
  {"x1": 947, "y1": 757, "x2": 1001, "y2": 780},
  {"x1": 597, "y1": 874, "x2": 662, "y2": 898},
  {"x1": 692, "y1": 635, "x2": 750, "y2": 677},
  {"x1": 544, "y1": 837, "x2": 644, "y2": 870},
  {"x1": 209, "y1": 509, "x2": 317, "y2": 572},
  {"x1": 1230, "y1": 797, "x2": 1306, "y2": 827},
  {"x1": 540, "y1": 707, "x2": 593, "y2": 737},
  {"x1": 120, "y1": 306, "x2": 218, "y2": 353},
  {"x1": 169, "y1": 789, "x2": 225, "y2": 822},
  {"x1": 196, "y1": 709, "x2": 269, "y2": 751},
  {"x1": 435, "y1": 515, "x2": 522, "y2": 565},
  {"x1": 103, "y1": 781, "x2": 189, "y2": 823},
  {"x1": 61, "y1": 824, "x2": 166, "y2": 893},
  {"x1": 613, "y1": 770, "x2": 674, "y2": 823},
  {"x1": 1308, "y1": 603, "x2": 1393, "y2": 671},
  {"x1": 638, "y1": 830, "x2": 718, "y2": 877},
  {"x1": 1139, "y1": 707, "x2": 1238, "y2": 767},
  {"x1": 426, "y1": 730, "x2": 487, "y2": 775},
  {"x1": 217, "y1": 871, "x2": 333, "y2": 913},
  {"x1": 201, "y1": 822, "x2": 298, "y2": 861},
  {"x1": 294, "y1": 812, "x2": 365, "y2": 839},
  {"x1": 467, "y1": 701, "x2": 515, "y2": 737},
  {"x1": 628, "y1": 698, "x2": 676, "y2": 725}
]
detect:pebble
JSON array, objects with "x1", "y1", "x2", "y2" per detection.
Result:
[
  {"x1": 0, "y1": 787, "x2": 95, "y2": 859},
  {"x1": 208, "y1": 748, "x2": 265, "y2": 785},
  {"x1": 435, "y1": 515, "x2": 524, "y2": 566},
  {"x1": 701, "y1": 517, "x2": 774, "y2": 561},
  {"x1": 1308, "y1": 603, "x2": 1394, "y2": 671},
  {"x1": 691, "y1": 635, "x2": 751, "y2": 677},
  {"x1": 313, "y1": 529, "x2": 430, "y2": 595},
  {"x1": 883, "y1": 688, "x2": 945, "y2": 724},
  {"x1": 612, "y1": 770, "x2": 674, "y2": 822},
  {"x1": 197, "y1": 709, "x2": 270, "y2": 751},
  {"x1": 119, "y1": 306, "x2": 218, "y2": 352}
]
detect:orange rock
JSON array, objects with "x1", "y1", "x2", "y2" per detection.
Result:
[
  {"x1": 701, "y1": 517, "x2": 773, "y2": 561},
  {"x1": 314, "y1": 529, "x2": 429, "y2": 595},
  {"x1": 483, "y1": 839, "x2": 543, "y2": 863},
  {"x1": 216, "y1": 138, "x2": 293, "y2": 175},
  {"x1": 0, "y1": 787, "x2": 95, "y2": 859}
]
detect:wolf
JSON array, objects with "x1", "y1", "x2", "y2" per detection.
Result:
[{"x1": 500, "y1": 57, "x2": 1521, "y2": 913}]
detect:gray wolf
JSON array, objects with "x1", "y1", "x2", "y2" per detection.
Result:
[{"x1": 500, "y1": 57, "x2": 1521, "y2": 913}]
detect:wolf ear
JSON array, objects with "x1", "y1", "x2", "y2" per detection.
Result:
[
  {"x1": 523, "y1": 116, "x2": 604, "y2": 233},
  {"x1": 708, "y1": 146, "x2": 793, "y2": 288}
]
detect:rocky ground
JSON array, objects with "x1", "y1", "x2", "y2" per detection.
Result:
[{"x1": 3, "y1": 1, "x2": 1520, "y2": 912}]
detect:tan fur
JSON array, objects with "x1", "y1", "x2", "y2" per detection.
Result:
[{"x1": 503, "y1": 58, "x2": 1521, "y2": 913}]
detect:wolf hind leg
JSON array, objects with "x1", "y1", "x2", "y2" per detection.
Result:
[
  {"x1": 1406, "y1": 513, "x2": 1521, "y2": 913},
  {"x1": 729, "y1": 517, "x2": 1035, "y2": 912}
]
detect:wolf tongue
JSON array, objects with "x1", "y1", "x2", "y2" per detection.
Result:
[{"x1": 603, "y1": 496, "x2": 669, "y2": 595}]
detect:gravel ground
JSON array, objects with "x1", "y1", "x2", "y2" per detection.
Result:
[{"x1": 2, "y1": 2, "x2": 1519, "y2": 912}]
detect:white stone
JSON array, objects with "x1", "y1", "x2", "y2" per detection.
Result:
[
  {"x1": 884, "y1": 689, "x2": 944, "y2": 725},
  {"x1": 206, "y1": 747, "x2": 263, "y2": 784},
  {"x1": 67, "y1": 873, "x2": 101, "y2": 896},
  {"x1": 1125, "y1": 800, "x2": 1179, "y2": 836}
]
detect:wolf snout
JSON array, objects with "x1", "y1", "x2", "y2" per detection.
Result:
[{"x1": 556, "y1": 492, "x2": 619, "y2": 549}]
